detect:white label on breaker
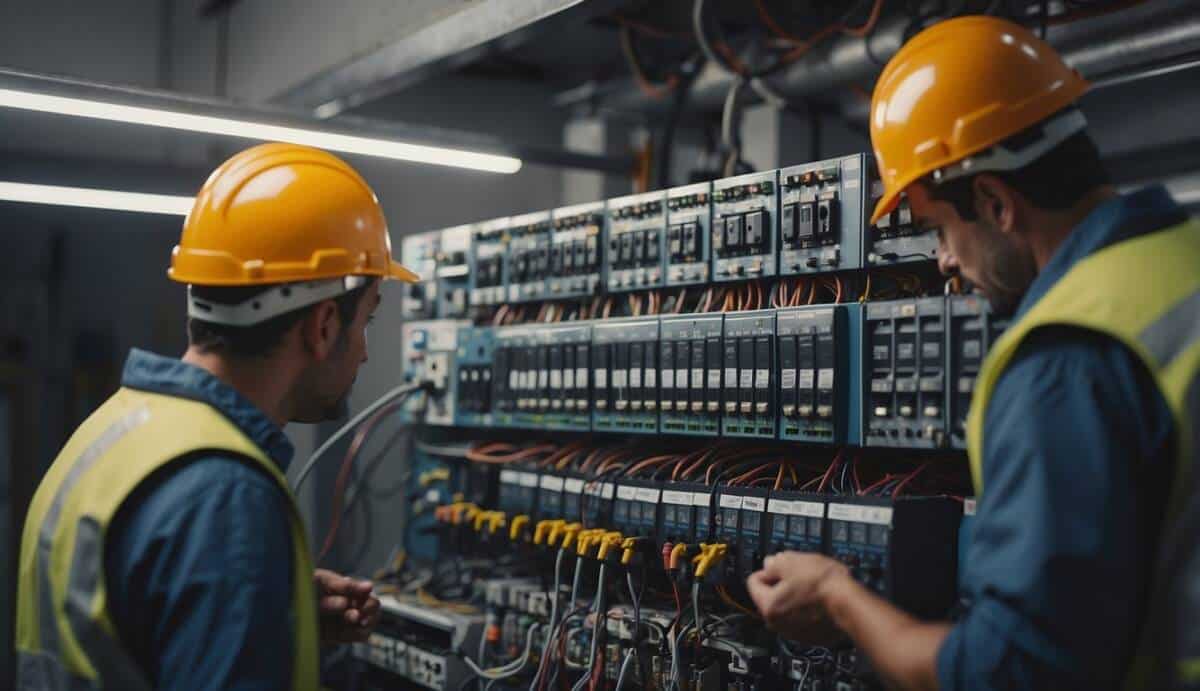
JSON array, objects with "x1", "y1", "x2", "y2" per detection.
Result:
[
  {"x1": 645, "y1": 368, "x2": 657, "y2": 388},
  {"x1": 739, "y1": 370, "x2": 753, "y2": 389},
  {"x1": 676, "y1": 369, "x2": 688, "y2": 388},
  {"x1": 614, "y1": 369, "x2": 628, "y2": 388},
  {"x1": 692, "y1": 368, "x2": 704, "y2": 389},
  {"x1": 565, "y1": 478, "x2": 585, "y2": 494},
  {"x1": 725, "y1": 368, "x2": 737, "y2": 386},
  {"x1": 799, "y1": 370, "x2": 815, "y2": 388},
  {"x1": 538, "y1": 370, "x2": 548, "y2": 388},
  {"x1": 550, "y1": 370, "x2": 562, "y2": 389},
  {"x1": 617, "y1": 485, "x2": 638, "y2": 500},
  {"x1": 662, "y1": 369, "x2": 675, "y2": 389},
  {"x1": 755, "y1": 369, "x2": 770, "y2": 388},
  {"x1": 635, "y1": 488, "x2": 661, "y2": 503},
  {"x1": 781, "y1": 369, "x2": 797, "y2": 388},
  {"x1": 663, "y1": 490, "x2": 691, "y2": 505},
  {"x1": 692, "y1": 492, "x2": 712, "y2": 507},
  {"x1": 603, "y1": 483, "x2": 615, "y2": 499},
  {"x1": 828, "y1": 503, "x2": 893, "y2": 525},
  {"x1": 576, "y1": 368, "x2": 587, "y2": 386},
  {"x1": 595, "y1": 369, "x2": 607, "y2": 388},
  {"x1": 742, "y1": 496, "x2": 765, "y2": 512},
  {"x1": 540, "y1": 476, "x2": 564, "y2": 491},
  {"x1": 768, "y1": 499, "x2": 824, "y2": 517},
  {"x1": 509, "y1": 371, "x2": 519, "y2": 389},
  {"x1": 519, "y1": 473, "x2": 539, "y2": 488},
  {"x1": 564, "y1": 369, "x2": 574, "y2": 389},
  {"x1": 818, "y1": 368, "x2": 834, "y2": 389},
  {"x1": 630, "y1": 368, "x2": 642, "y2": 388},
  {"x1": 501, "y1": 470, "x2": 519, "y2": 484},
  {"x1": 719, "y1": 494, "x2": 744, "y2": 510},
  {"x1": 707, "y1": 369, "x2": 722, "y2": 389}
]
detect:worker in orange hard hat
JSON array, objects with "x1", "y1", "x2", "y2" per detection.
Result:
[
  {"x1": 748, "y1": 15, "x2": 1200, "y2": 691},
  {"x1": 16, "y1": 143, "x2": 420, "y2": 690}
]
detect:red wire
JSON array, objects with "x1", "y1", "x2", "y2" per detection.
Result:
[{"x1": 892, "y1": 462, "x2": 930, "y2": 498}]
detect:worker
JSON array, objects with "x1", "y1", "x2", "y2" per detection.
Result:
[
  {"x1": 16, "y1": 143, "x2": 421, "y2": 689},
  {"x1": 747, "y1": 16, "x2": 1199, "y2": 691}
]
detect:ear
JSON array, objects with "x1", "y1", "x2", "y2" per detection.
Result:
[
  {"x1": 299, "y1": 300, "x2": 343, "y2": 361},
  {"x1": 972, "y1": 175, "x2": 1019, "y2": 234}
]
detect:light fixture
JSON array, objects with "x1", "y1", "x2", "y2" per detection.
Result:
[
  {"x1": 0, "y1": 87, "x2": 523, "y2": 174},
  {"x1": 0, "y1": 181, "x2": 194, "y2": 215}
]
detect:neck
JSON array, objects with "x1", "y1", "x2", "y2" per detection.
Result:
[
  {"x1": 1028, "y1": 185, "x2": 1118, "y2": 269},
  {"x1": 182, "y1": 347, "x2": 294, "y2": 427}
]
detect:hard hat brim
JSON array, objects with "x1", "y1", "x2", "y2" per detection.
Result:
[{"x1": 388, "y1": 260, "x2": 421, "y2": 283}]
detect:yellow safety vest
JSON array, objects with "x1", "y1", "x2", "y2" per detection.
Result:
[
  {"x1": 16, "y1": 387, "x2": 320, "y2": 690},
  {"x1": 966, "y1": 218, "x2": 1200, "y2": 688}
]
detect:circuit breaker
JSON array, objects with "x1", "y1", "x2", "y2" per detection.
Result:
[
  {"x1": 592, "y1": 317, "x2": 660, "y2": 434},
  {"x1": 659, "y1": 313, "x2": 724, "y2": 436},
  {"x1": 436, "y1": 223, "x2": 473, "y2": 319},
  {"x1": 863, "y1": 298, "x2": 947, "y2": 448},
  {"x1": 505, "y1": 211, "x2": 552, "y2": 303},
  {"x1": 399, "y1": 319, "x2": 468, "y2": 426},
  {"x1": 825, "y1": 496, "x2": 960, "y2": 619},
  {"x1": 778, "y1": 154, "x2": 866, "y2": 276},
  {"x1": 401, "y1": 231, "x2": 439, "y2": 320},
  {"x1": 454, "y1": 325, "x2": 494, "y2": 428},
  {"x1": 470, "y1": 217, "x2": 510, "y2": 310},
  {"x1": 947, "y1": 295, "x2": 1009, "y2": 449},
  {"x1": 535, "y1": 322, "x2": 593, "y2": 431},
  {"x1": 865, "y1": 184, "x2": 938, "y2": 267},
  {"x1": 712, "y1": 170, "x2": 779, "y2": 283},
  {"x1": 549, "y1": 201, "x2": 604, "y2": 300},
  {"x1": 777, "y1": 305, "x2": 860, "y2": 444},
  {"x1": 721, "y1": 310, "x2": 776, "y2": 438},
  {"x1": 765, "y1": 490, "x2": 826, "y2": 556},
  {"x1": 666, "y1": 181, "x2": 712, "y2": 287},
  {"x1": 605, "y1": 191, "x2": 667, "y2": 293},
  {"x1": 714, "y1": 486, "x2": 769, "y2": 580}
]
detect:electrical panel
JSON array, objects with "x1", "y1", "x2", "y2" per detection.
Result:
[
  {"x1": 777, "y1": 305, "x2": 861, "y2": 445},
  {"x1": 826, "y1": 497, "x2": 961, "y2": 619},
  {"x1": 778, "y1": 154, "x2": 867, "y2": 276},
  {"x1": 665, "y1": 181, "x2": 712, "y2": 287},
  {"x1": 454, "y1": 326, "x2": 494, "y2": 428},
  {"x1": 435, "y1": 223, "x2": 473, "y2": 319},
  {"x1": 605, "y1": 191, "x2": 667, "y2": 293},
  {"x1": 401, "y1": 231, "x2": 439, "y2": 319},
  {"x1": 592, "y1": 317, "x2": 660, "y2": 434},
  {"x1": 548, "y1": 201, "x2": 604, "y2": 300},
  {"x1": 469, "y1": 217, "x2": 509, "y2": 310},
  {"x1": 721, "y1": 309, "x2": 776, "y2": 438},
  {"x1": 947, "y1": 296, "x2": 1008, "y2": 449},
  {"x1": 659, "y1": 313, "x2": 724, "y2": 437},
  {"x1": 862, "y1": 298, "x2": 948, "y2": 448},
  {"x1": 865, "y1": 187, "x2": 939, "y2": 267},
  {"x1": 765, "y1": 490, "x2": 826, "y2": 556},
  {"x1": 399, "y1": 319, "x2": 468, "y2": 425},
  {"x1": 712, "y1": 170, "x2": 779, "y2": 283},
  {"x1": 505, "y1": 211, "x2": 552, "y2": 303}
]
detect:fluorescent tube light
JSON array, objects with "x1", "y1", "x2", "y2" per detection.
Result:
[
  {"x1": 0, "y1": 88, "x2": 523, "y2": 174},
  {"x1": 0, "y1": 181, "x2": 194, "y2": 215}
]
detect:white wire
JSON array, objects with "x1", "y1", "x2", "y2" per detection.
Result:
[
  {"x1": 614, "y1": 649, "x2": 637, "y2": 691},
  {"x1": 462, "y1": 622, "x2": 541, "y2": 680},
  {"x1": 528, "y1": 549, "x2": 568, "y2": 691},
  {"x1": 288, "y1": 381, "x2": 423, "y2": 491}
]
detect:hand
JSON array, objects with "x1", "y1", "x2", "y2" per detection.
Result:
[
  {"x1": 314, "y1": 568, "x2": 381, "y2": 644},
  {"x1": 746, "y1": 552, "x2": 851, "y2": 644}
]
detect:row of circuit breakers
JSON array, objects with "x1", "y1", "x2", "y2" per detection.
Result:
[
  {"x1": 400, "y1": 153, "x2": 936, "y2": 320},
  {"x1": 400, "y1": 294, "x2": 1007, "y2": 449}
]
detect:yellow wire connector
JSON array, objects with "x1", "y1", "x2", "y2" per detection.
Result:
[
  {"x1": 693, "y1": 543, "x2": 728, "y2": 579},
  {"x1": 534, "y1": 520, "x2": 565, "y2": 546},
  {"x1": 550, "y1": 522, "x2": 582, "y2": 548},
  {"x1": 508, "y1": 514, "x2": 531, "y2": 542},
  {"x1": 596, "y1": 531, "x2": 625, "y2": 562}
]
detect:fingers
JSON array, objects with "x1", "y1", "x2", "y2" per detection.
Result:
[{"x1": 320, "y1": 595, "x2": 349, "y2": 613}]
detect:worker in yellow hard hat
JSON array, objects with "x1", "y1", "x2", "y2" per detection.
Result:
[
  {"x1": 747, "y1": 16, "x2": 1200, "y2": 691},
  {"x1": 16, "y1": 143, "x2": 420, "y2": 690}
]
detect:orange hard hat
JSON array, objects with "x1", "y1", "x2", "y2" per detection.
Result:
[
  {"x1": 169, "y1": 142, "x2": 419, "y2": 286},
  {"x1": 869, "y1": 16, "x2": 1090, "y2": 224}
]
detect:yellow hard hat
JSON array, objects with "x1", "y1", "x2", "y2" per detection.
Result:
[
  {"x1": 169, "y1": 142, "x2": 419, "y2": 286},
  {"x1": 869, "y1": 16, "x2": 1090, "y2": 224}
]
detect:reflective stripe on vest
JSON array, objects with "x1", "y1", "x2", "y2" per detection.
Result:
[
  {"x1": 16, "y1": 387, "x2": 319, "y2": 690},
  {"x1": 965, "y1": 217, "x2": 1200, "y2": 689}
]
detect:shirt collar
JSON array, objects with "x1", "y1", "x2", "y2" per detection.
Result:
[
  {"x1": 1014, "y1": 185, "x2": 1186, "y2": 319},
  {"x1": 120, "y1": 349, "x2": 295, "y2": 470}
]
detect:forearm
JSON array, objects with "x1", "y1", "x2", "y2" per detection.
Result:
[{"x1": 821, "y1": 573, "x2": 950, "y2": 691}]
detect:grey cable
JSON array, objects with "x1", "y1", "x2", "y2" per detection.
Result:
[
  {"x1": 288, "y1": 381, "x2": 424, "y2": 492},
  {"x1": 614, "y1": 649, "x2": 637, "y2": 691}
]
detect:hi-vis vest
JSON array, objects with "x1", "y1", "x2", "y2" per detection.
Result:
[
  {"x1": 16, "y1": 387, "x2": 319, "y2": 690},
  {"x1": 966, "y1": 217, "x2": 1200, "y2": 689}
]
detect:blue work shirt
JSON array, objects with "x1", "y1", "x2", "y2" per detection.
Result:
[
  {"x1": 937, "y1": 186, "x2": 1184, "y2": 689},
  {"x1": 104, "y1": 349, "x2": 295, "y2": 691}
]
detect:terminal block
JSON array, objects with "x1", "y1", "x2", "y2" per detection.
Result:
[
  {"x1": 605, "y1": 190, "x2": 667, "y2": 292},
  {"x1": 505, "y1": 211, "x2": 552, "y2": 303},
  {"x1": 712, "y1": 170, "x2": 779, "y2": 282},
  {"x1": 549, "y1": 201, "x2": 604, "y2": 299},
  {"x1": 778, "y1": 154, "x2": 867, "y2": 276},
  {"x1": 777, "y1": 305, "x2": 861, "y2": 444},
  {"x1": 862, "y1": 298, "x2": 947, "y2": 448},
  {"x1": 721, "y1": 310, "x2": 776, "y2": 438},
  {"x1": 666, "y1": 181, "x2": 712, "y2": 287}
]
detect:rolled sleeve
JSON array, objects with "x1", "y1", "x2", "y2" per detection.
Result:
[{"x1": 937, "y1": 327, "x2": 1172, "y2": 691}]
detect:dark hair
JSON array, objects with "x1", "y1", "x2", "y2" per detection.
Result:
[
  {"x1": 921, "y1": 113, "x2": 1110, "y2": 222},
  {"x1": 188, "y1": 279, "x2": 374, "y2": 358}
]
